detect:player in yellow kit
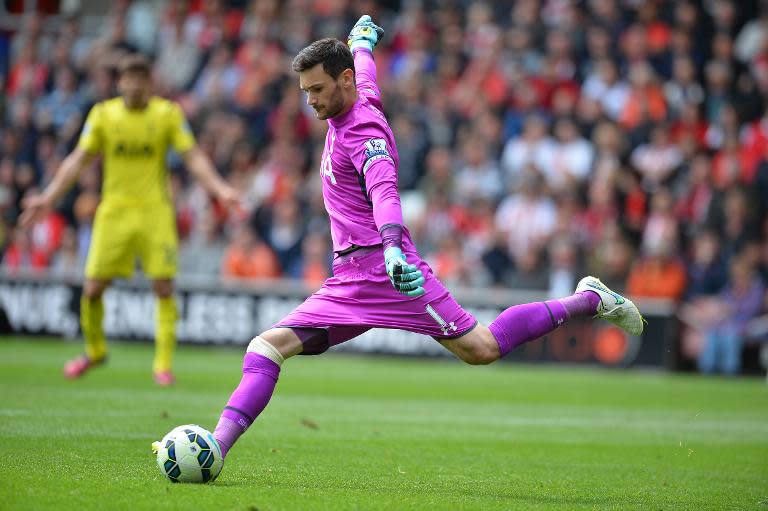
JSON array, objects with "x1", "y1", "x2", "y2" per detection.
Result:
[{"x1": 21, "y1": 54, "x2": 240, "y2": 385}]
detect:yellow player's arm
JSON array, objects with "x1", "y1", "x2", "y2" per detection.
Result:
[
  {"x1": 19, "y1": 147, "x2": 97, "y2": 228},
  {"x1": 181, "y1": 146, "x2": 241, "y2": 209}
]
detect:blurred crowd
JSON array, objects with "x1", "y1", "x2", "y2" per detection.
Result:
[{"x1": 2, "y1": 0, "x2": 768, "y2": 372}]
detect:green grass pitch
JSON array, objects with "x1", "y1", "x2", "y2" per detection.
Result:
[{"x1": 1, "y1": 337, "x2": 766, "y2": 511}]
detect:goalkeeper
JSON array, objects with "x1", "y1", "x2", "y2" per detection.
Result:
[
  {"x1": 190, "y1": 16, "x2": 644, "y2": 459},
  {"x1": 21, "y1": 54, "x2": 240, "y2": 386}
]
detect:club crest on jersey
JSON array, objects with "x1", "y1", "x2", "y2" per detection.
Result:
[{"x1": 362, "y1": 138, "x2": 392, "y2": 174}]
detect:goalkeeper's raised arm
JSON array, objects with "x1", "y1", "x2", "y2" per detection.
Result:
[{"x1": 347, "y1": 15, "x2": 384, "y2": 106}]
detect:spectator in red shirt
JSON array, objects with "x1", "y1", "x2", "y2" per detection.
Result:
[
  {"x1": 2, "y1": 226, "x2": 48, "y2": 273},
  {"x1": 7, "y1": 42, "x2": 48, "y2": 98}
]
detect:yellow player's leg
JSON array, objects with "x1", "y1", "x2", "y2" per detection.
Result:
[
  {"x1": 66, "y1": 205, "x2": 136, "y2": 379},
  {"x1": 65, "y1": 278, "x2": 112, "y2": 378},
  {"x1": 140, "y1": 203, "x2": 179, "y2": 385},
  {"x1": 152, "y1": 279, "x2": 177, "y2": 385},
  {"x1": 80, "y1": 296, "x2": 105, "y2": 361},
  {"x1": 81, "y1": 279, "x2": 109, "y2": 361}
]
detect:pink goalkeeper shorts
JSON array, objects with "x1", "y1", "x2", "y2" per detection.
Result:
[{"x1": 273, "y1": 241, "x2": 477, "y2": 354}]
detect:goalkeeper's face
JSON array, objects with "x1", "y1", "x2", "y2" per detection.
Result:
[{"x1": 299, "y1": 65, "x2": 354, "y2": 120}]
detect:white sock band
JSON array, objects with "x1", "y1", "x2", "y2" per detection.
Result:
[{"x1": 246, "y1": 336, "x2": 284, "y2": 366}]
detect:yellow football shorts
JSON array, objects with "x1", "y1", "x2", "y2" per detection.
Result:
[{"x1": 85, "y1": 201, "x2": 178, "y2": 280}]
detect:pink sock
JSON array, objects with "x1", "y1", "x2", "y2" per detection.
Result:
[
  {"x1": 213, "y1": 352, "x2": 280, "y2": 458},
  {"x1": 489, "y1": 290, "x2": 603, "y2": 357},
  {"x1": 559, "y1": 291, "x2": 601, "y2": 318}
]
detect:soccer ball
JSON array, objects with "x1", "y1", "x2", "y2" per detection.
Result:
[{"x1": 155, "y1": 424, "x2": 224, "y2": 483}]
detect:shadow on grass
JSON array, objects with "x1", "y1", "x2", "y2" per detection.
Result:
[{"x1": 208, "y1": 481, "x2": 254, "y2": 487}]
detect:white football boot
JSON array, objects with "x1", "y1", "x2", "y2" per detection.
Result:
[{"x1": 575, "y1": 276, "x2": 644, "y2": 336}]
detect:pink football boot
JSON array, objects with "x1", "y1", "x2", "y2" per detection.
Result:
[
  {"x1": 153, "y1": 371, "x2": 176, "y2": 386},
  {"x1": 63, "y1": 355, "x2": 106, "y2": 379}
]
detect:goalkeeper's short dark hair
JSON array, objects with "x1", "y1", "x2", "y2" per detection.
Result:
[{"x1": 292, "y1": 38, "x2": 354, "y2": 79}]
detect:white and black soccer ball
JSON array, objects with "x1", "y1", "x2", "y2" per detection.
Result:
[{"x1": 155, "y1": 424, "x2": 224, "y2": 483}]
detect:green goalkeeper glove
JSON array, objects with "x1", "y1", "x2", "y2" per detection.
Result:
[
  {"x1": 384, "y1": 247, "x2": 425, "y2": 297},
  {"x1": 348, "y1": 15, "x2": 384, "y2": 53}
]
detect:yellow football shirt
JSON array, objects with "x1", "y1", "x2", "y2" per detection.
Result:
[{"x1": 78, "y1": 96, "x2": 196, "y2": 204}]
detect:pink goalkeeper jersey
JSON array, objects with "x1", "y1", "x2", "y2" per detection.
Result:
[{"x1": 321, "y1": 48, "x2": 405, "y2": 253}]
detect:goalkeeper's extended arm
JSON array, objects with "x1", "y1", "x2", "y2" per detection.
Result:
[
  {"x1": 381, "y1": 225, "x2": 425, "y2": 298},
  {"x1": 368, "y1": 163, "x2": 425, "y2": 298},
  {"x1": 348, "y1": 15, "x2": 384, "y2": 104}
]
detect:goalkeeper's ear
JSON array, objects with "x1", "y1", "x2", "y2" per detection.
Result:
[{"x1": 339, "y1": 67, "x2": 355, "y2": 90}]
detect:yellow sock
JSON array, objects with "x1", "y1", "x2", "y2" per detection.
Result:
[
  {"x1": 153, "y1": 296, "x2": 178, "y2": 373},
  {"x1": 80, "y1": 296, "x2": 106, "y2": 361}
]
